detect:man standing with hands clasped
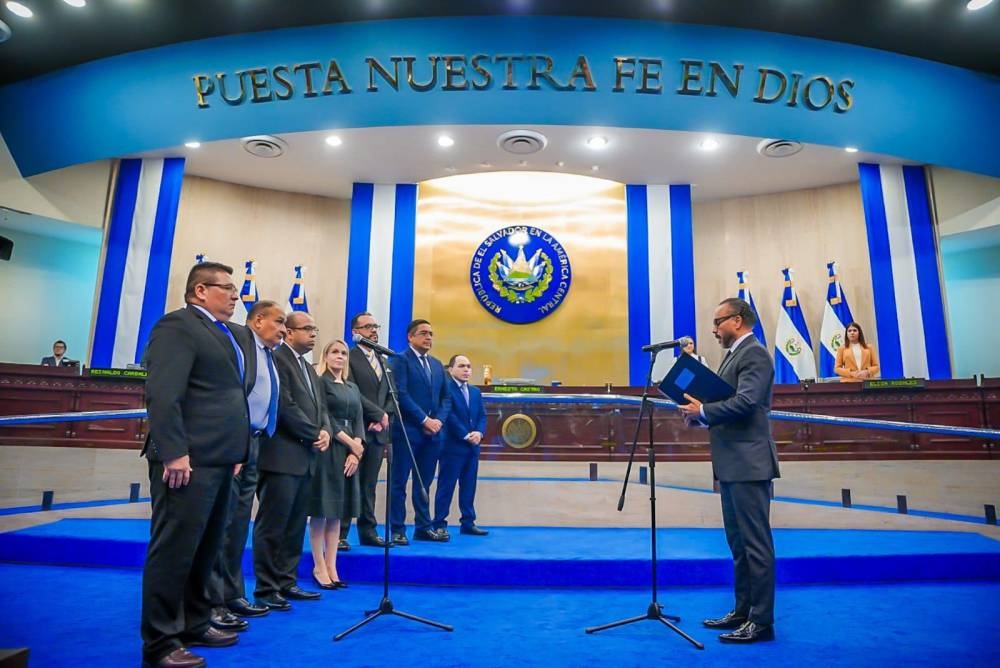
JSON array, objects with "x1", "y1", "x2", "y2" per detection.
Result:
[
  {"x1": 677, "y1": 297, "x2": 780, "y2": 644},
  {"x1": 433, "y1": 354, "x2": 489, "y2": 538}
]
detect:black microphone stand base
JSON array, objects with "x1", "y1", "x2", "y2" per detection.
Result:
[
  {"x1": 585, "y1": 602, "x2": 703, "y2": 649},
  {"x1": 334, "y1": 596, "x2": 454, "y2": 641}
]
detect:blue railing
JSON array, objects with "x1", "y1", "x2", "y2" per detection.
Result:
[{"x1": 1, "y1": 394, "x2": 997, "y2": 439}]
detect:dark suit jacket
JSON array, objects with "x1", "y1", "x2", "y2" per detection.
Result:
[
  {"x1": 348, "y1": 345, "x2": 394, "y2": 446},
  {"x1": 444, "y1": 381, "x2": 487, "y2": 447},
  {"x1": 258, "y1": 343, "x2": 331, "y2": 476},
  {"x1": 391, "y1": 347, "x2": 452, "y2": 444},
  {"x1": 142, "y1": 305, "x2": 250, "y2": 466},
  {"x1": 702, "y1": 336, "x2": 780, "y2": 483},
  {"x1": 41, "y1": 356, "x2": 75, "y2": 366}
]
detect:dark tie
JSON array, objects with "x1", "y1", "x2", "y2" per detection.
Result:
[
  {"x1": 298, "y1": 354, "x2": 316, "y2": 400},
  {"x1": 461, "y1": 382, "x2": 470, "y2": 407},
  {"x1": 420, "y1": 354, "x2": 432, "y2": 383},
  {"x1": 718, "y1": 349, "x2": 732, "y2": 374},
  {"x1": 264, "y1": 348, "x2": 279, "y2": 437},
  {"x1": 214, "y1": 321, "x2": 245, "y2": 381}
]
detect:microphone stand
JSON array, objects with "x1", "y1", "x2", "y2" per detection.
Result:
[
  {"x1": 585, "y1": 348, "x2": 704, "y2": 649},
  {"x1": 334, "y1": 351, "x2": 453, "y2": 641}
]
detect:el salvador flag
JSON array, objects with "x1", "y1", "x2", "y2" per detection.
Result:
[
  {"x1": 774, "y1": 267, "x2": 817, "y2": 384},
  {"x1": 818, "y1": 261, "x2": 855, "y2": 378},
  {"x1": 231, "y1": 259, "x2": 259, "y2": 326},
  {"x1": 736, "y1": 270, "x2": 767, "y2": 348},
  {"x1": 287, "y1": 265, "x2": 309, "y2": 313}
]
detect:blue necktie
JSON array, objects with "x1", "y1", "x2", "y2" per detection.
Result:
[
  {"x1": 214, "y1": 321, "x2": 245, "y2": 381},
  {"x1": 264, "y1": 347, "x2": 279, "y2": 437},
  {"x1": 420, "y1": 354, "x2": 432, "y2": 384},
  {"x1": 461, "y1": 382, "x2": 470, "y2": 407}
]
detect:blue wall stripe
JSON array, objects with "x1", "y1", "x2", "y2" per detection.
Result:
[
  {"x1": 668, "y1": 185, "x2": 696, "y2": 345},
  {"x1": 625, "y1": 185, "x2": 651, "y2": 386},
  {"x1": 91, "y1": 159, "x2": 142, "y2": 367},
  {"x1": 902, "y1": 165, "x2": 951, "y2": 379},
  {"x1": 343, "y1": 183, "x2": 374, "y2": 341},
  {"x1": 388, "y1": 184, "x2": 418, "y2": 354},
  {"x1": 135, "y1": 158, "x2": 185, "y2": 364},
  {"x1": 858, "y1": 163, "x2": 904, "y2": 379}
]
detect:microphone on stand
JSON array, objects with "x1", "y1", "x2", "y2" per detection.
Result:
[
  {"x1": 641, "y1": 339, "x2": 683, "y2": 353},
  {"x1": 352, "y1": 333, "x2": 396, "y2": 357}
]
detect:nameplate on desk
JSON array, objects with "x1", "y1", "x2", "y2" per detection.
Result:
[
  {"x1": 862, "y1": 378, "x2": 924, "y2": 391},
  {"x1": 89, "y1": 367, "x2": 148, "y2": 379},
  {"x1": 490, "y1": 385, "x2": 543, "y2": 393}
]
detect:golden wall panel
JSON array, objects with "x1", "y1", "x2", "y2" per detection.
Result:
[{"x1": 414, "y1": 175, "x2": 629, "y2": 385}]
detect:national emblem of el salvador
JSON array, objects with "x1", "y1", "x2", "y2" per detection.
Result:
[{"x1": 469, "y1": 226, "x2": 572, "y2": 324}]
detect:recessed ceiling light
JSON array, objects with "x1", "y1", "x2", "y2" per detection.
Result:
[
  {"x1": 698, "y1": 137, "x2": 720, "y2": 151},
  {"x1": 445, "y1": 166, "x2": 457, "y2": 173},
  {"x1": 6, "y1": 2, "x2": 33, "y2": 18},
  {"x1": 325, "y1": 135, "x2": 343, "y2": 147},
  {"x1": 967, "y1": 0, "x2": 994, "y2": 10},
  {"x1": 437, "y1": 135, "x2": 455, "y2": 148},
  {"x1": 63, "y1": 0, "x2": 86, "y2": 8},
  {"x1": 480, "y1": 161, "x2": 492, "y2": 168},
  {"x1": 556, "y1": 161, "x2": 565, "y2": 167},
  {"x1": 586, "y1": 136, "x2": 608, "y2": 150},
  {"x1": 184, "y1": 141, "x2": 201, "y2": 149},
  {"x1": 844, "y1": 146, "x2": 859, "y2": 153},
  {"x1": 518, "y1": 160, "x2": 528, "y2": 167},
  {"x1": 591, "y1": 165, "x2": 600, "y2": 172}
]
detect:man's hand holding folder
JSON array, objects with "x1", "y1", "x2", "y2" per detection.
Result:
[
  {"x1": 656, "y1": 353, "x2": 735, "y2": 428},
  {"x1": 677, "y1": 393, "x2": 707, "y2": 428}
]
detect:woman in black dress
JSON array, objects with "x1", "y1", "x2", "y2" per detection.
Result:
[{"x1": 306, "y1": 339, "x2": 363, "y2": 588}]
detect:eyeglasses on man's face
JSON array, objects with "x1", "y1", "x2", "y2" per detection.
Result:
[
  {"x1": 355, "y1": 323, "x2": 381, "y2": 332},
  {"x1": 712, "y1": 313, "x2": 739, "y2": 328},
  {"x1": 288, "y1": 326, "x2": 320, "y2": 334},
  {"x1": 202, "y1": 282, "x2": 238, "y2": 294}
]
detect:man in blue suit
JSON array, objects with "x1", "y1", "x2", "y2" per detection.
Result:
[
  {"x1": 389, "y1": 319, "x2": 451, "y2": 544},
  {"x1": 433, "y1": 354, "x2": 489, "y2": 537}
]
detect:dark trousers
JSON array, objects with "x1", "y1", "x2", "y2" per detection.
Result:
[
  {"x1": 141, "y1": 462, "x2": 232, "y2": 662},
  {"x1": 389, "y1": 432, "x2": 441, "y2": 534},
  {"x1": 253, "y1": 469, "x2": 311, "y2": 597},
  {"x1": 720, "y1": 480, "x2": 776, "y2": 625},
  {"x1": 341, "y1": 441, "x2": 386, "y2": 540},
  {"x1": 209, "y1": 438, "x2": 259, "y2": 605},
  {"x1": 432, "y1": 441, "x2": 480, "y2": 530}
]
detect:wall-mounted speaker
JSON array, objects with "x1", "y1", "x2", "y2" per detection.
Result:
[{"x1": 0, "y1": 235, "x2": 12, "y2": 261}]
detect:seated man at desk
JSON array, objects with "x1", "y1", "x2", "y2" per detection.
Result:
[{"x1": 41, "y1": 340, "x2": 76, "y2": 367}]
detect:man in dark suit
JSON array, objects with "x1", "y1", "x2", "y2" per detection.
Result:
[
  {"x1": 678, "y1": 297, "x2": 780, "y2": 644},
  {"x1": 252, "y1": 311, "x2": 331, "y2": 610},
  {"x1": 40, "y1": 340, "x2": 73, "y2": 366},
  {"x1": 141, "y1": 262, "x2": 248, "y2": 668},
  {"x1": 339, "y1": 311, "x2": 394, "y2": 548},
  {"x1": 389, "y1": 319, "x2": 452, "y2": 544},
  {"x1": 432, "y1": 354, "x2": 489, "y2": 537},
  {"x1": 207, "y1": 300, "x2": 286, "y2": 632}
]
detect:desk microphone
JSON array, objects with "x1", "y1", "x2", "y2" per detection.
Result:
[
  {"x1": 641, "y1": 339, "x2": 683, "y2": 353},
  {"x1": 352, "y1": 333, "x2": 396, "y2": 357}
]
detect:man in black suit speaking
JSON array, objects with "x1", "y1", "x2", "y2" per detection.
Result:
[
  {"x1": 678, "y1": 297, "x2": 780, "y2": 644},
  {"x1": 141, "y1": 262, "x2": 248, "y2": 668},
  {"x1": 253, "y1": 311, "x2": 331, "y2": 610}
]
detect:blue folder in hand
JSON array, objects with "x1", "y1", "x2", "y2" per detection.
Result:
[{"x1": 657, "y1": 353, "x2": 735, "y2": 405}]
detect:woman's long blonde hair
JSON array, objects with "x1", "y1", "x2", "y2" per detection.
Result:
[{"x1": 316, "y1": 339, "x2": 351, "y2": 381}]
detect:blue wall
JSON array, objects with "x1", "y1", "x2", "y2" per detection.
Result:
[
  {"x1": 0, "y1": 227, "x2": 100, "y2": 365},
  {"x1": 941, "y1": 245, "x2": 1000, "y2": 378}
]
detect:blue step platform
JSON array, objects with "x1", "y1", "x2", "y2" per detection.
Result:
[{"x1": 1, "y1": 519, "x2": 999, "y2": 586}]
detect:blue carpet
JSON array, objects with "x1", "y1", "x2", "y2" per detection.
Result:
[
  {"x1": 2, "y1": 519, "x2": 999, "y2": 586},
  {"x1": 0, "y1": 563, "x2": 997, "y2": 667}
]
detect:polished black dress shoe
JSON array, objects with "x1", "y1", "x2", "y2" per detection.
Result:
[
  {"x1": 281, "y1": 584, "x2": 322, "y2": 600},
  {"x1": 143, "y1": 647, "x2": 206, "y2": 668},
  {"x1": 702, "y1": 610, "x2": 748, "y2": 629},
  {"x1": 359, "y1": 534, "x2": 389, "y2": 547},
  {"x1": 210, "y1": 607, "x2": 249, "y2": 632},
  {"x1": 413, "y1": 528, "x2": 448, "y2": 542},
  {"x1": 338, "y1": 538, "x2": 352, "y2": 551},
  {"x1": 460, "y1": 524, "x2": 489, "y2": 536},
  {"x1": 391, "y1": 532, "x2": 409, "y2": 546},
  {"x1": 255, "y1": 594, "x2": 292, "y2": 611},
  {"x1": 227, "y1": 597, "x2": 270, "y2": 618},
  {"x1": 332, "y1": 580, "x2": 349, "y2": 589},
  {"x1": 719, "y1": 621, "x2": 775, "y2": 643},
  {"x1": 182, "y1": 626, "x2": 239, "y2": 648},
  {"x1": 437, "y1": 528, "x2": 452, "y2": 540}
]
